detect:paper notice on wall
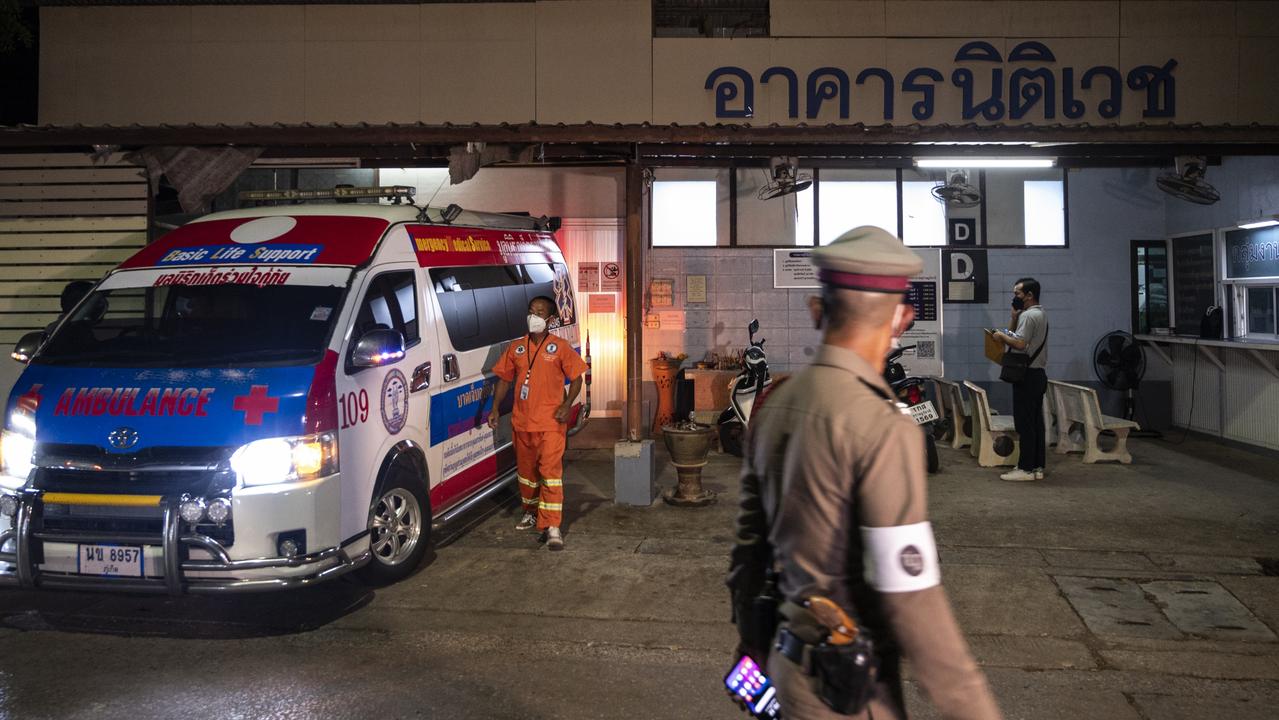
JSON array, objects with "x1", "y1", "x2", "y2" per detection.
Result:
[
  {"x1": 644, "y1": 312, "x2": 662, "y2": 329},
  {"x1": 650, "y1": 278, "x2": 674, "y2": 307},
  {"x1": 773, "y1": 249, "x2": 819, "y2": 288},
  {"x1": 600, "y1": 262, "x2": 622, "y2": 292},
  {"x1": 657, "y1": 311, "x2": 685, "y2": 330},
  {"x1": 577, "y1": 262, "x2": 600, "y2": 292},
  {"x1": 687, "y1": 274, "x2": 707, "y2": 303},
  {"x1": 899, "y1": 249, "x2": 944, "y2": 378},
  {"x1": 588, "y1": 293, "x2": 617, "y2": 314}
]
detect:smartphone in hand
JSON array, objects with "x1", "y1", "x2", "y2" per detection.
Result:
[{"x1": 725, "y1": 655, "x2": 783, "y2": 719}]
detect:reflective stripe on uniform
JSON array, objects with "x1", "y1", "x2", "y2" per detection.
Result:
[
  {"x1": 539, "y1": 501, "x2": 563, "y2": 512},
  {"x1": 521, "y1": 496, "x2": 540, "y2": 506},
  {"x1": 518, "y1": 476, "x2": 539, "y2": 489},
  {"x1": 542, "y1": 478, "x2": 562, "y2": 487}
]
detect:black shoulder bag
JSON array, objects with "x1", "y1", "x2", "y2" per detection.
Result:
[{"x1": 999, "y1": 323, "x2": 1048, "y2": 384}]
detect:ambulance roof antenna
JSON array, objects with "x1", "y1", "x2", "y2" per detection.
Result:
[{"x1": 414, "y1": 170, "x2": 450, "y2": 223}]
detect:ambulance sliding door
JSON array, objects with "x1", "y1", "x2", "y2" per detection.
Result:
[{"x1": 423, "y1": 264, "x2": 528, "y2": 510}]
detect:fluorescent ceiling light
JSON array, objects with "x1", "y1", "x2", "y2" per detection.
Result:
[
  {"x1": 914, "y1": 158, "x2": 1056, "y2": 169},
  {"x1": 1238, "y1": 218, "x2": 1279, "y2": 229}
]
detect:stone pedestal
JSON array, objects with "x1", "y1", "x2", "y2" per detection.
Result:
[{"x1": 613, "y1": 439, "x2": 656, "y2": 506}]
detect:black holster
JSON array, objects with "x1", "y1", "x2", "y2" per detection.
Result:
[
  {"x1": 810, "y1": 636, "x2": 879, "y2": 715},
  {"x1": 739, "y1": 569, "x2": 781, "y2": 659}
]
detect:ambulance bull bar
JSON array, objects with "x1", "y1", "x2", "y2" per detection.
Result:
[{"x1": 0, "y1": 490, "x2": 370, "y2": 594}]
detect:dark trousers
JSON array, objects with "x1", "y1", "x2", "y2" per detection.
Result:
[{"x1": 1012, "y1": 369, "x2": 1047, "y2": 471}]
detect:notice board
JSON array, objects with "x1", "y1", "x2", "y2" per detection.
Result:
[{"x1": 1171, "y1": 233, "x2": 1215, "y2": 335}]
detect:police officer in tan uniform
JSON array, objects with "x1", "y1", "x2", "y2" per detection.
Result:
[{"x1": 729, "y1": 227, "x2": 1002, "y2": 719}]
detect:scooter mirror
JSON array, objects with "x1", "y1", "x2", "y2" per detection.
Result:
[{"x1": 748, "y1": 319, "x2": 759, "y2": 337}]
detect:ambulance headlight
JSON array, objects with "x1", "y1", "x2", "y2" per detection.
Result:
[
  {"x1": 1, "y1": 423, "x2": 36, "y2": 481},
  {"x1": 230, "y1": 432, "x2": 338, "y2": 487}
]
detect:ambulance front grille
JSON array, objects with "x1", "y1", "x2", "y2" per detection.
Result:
[
  {"x1": 40, "y1": 502, "x2": 235, "y2": 548},
  {"x1": 32, "y1": 467, "x2": 236, "y2": 497}
]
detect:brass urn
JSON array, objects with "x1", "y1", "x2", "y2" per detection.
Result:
[{"x1": 661, "y1": 416, "x2": 716, "y2": 507}]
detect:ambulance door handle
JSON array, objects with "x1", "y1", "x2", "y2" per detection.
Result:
[
  {"x1": 443, "y1": 354, "x2": 460, "y2": 383},
  {"x1": 411, "y1": 361, "x2": 431, "y2": 393}
]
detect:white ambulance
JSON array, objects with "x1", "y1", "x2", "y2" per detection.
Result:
[{"x1": 0, "y1": 187, "x2": 587, "y2": 592}]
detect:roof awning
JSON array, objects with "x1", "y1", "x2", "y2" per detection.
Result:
[{"x1": 4, "y1": 122, "x2": 1279, "y2": 165}]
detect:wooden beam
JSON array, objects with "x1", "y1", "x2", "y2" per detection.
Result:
[
  {"x1": 1140, "y1": 339, "x2": 1173, "y2": 366},
  {"x1": 625, "y1": 161, "x2": 644, "y2": 442},
  {"x1": 1245, "y1": 348, "x2": 1279, "y2": 379}
]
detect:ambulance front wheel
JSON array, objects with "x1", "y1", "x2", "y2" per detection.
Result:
[{"x1": 358, "y1": 466, "x2": 431, "y2": 585}]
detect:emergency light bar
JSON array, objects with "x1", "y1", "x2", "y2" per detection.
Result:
[{"x1": 239, "y1": 186, "x2": 417, "y2": 203}]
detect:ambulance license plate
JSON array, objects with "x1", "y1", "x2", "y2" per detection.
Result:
[
  {"x1": 908, "y1": 401, "x2": 939, "y2": 425},
  {"x1": 78, "y1": 544, "x2": 143, "y2": 577}
]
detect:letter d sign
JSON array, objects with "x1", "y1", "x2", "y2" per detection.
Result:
[
  {"x1": 950, "y1": 252, "x2": 973, "y2": 280},
  {"x1": 947, "y1": 218, "x2": 977, "y2": 247}
]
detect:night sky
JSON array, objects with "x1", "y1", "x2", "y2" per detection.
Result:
[{"x1": 0, "y1": 6, "x2": 38, "y2": 126}]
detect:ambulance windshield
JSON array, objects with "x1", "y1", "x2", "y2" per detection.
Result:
[{"x1": 37, "y1": 281, "x2": 345, "y2": 368}]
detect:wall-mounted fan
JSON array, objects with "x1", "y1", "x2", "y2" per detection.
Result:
[
  {"x1": 931, "y1": 169, "x2": 982, "y2": 208},
  {"x1": 1156, "y1": 156, "x2": 1220, "y2": 205},
  {"x1": 758, "y1": 157, "x2": 813, "y2": 200},
  {"x1": 1093, "y1": 330, "x2": 1147, "y2": 420}
]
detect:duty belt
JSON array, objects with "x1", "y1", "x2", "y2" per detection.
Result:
[{"x1": 776, "y1": 626, "x2": 811, "y2": 672}]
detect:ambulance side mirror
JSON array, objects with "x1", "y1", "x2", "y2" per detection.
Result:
[
  {"x1": 11, "y1": 331, "x2": 45, "y2": 364},
  {"x1": 352, "y1": 328, "x2": 406, "y2": 369}
]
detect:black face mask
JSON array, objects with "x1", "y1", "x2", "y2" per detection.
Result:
[{"x1": 1011, "y1": 295, "x2": 1025, "y2": 311}]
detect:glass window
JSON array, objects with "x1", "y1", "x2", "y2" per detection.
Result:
[
  {"x1": 817, "y1": 169, "x2": 898, "y2": 245},
  {"x1": 1133, "y1": 242, "x2": 1170, "y2": 334},
  {"x1": 1024, "y1": 180, "x2": 1066, "y2": 246},
  {"x1": 735, "y1": 166, "x2": 814, "y2": 246},
  {"x1": 354, "y1": 271, "x2": 419, "y2": 348},
  {"x1": 429, "y1": 263, "x2": 574, "y2": 352},
  {"x1": 901, "y1": 169, "x2": 948, "y2": 247},
  {"x1": 1247, "y1": 286, "x2": 1277, "y2": 336},
  {"x1": 37, "y1": 280, "x2": 345, "y2": 368},
  {"x1": 984, "y1": 169, "x2": 1066, "y2": 246},
  {"x1": 653, "y1": 180, "x2": 718, "y2": 247}
]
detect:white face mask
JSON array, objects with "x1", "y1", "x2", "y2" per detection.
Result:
[{"x1": 527, "y1": 314, "x2": 548, "y2": 333}]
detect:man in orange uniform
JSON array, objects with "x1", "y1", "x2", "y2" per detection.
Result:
[{"x1": 487, "y1": 296, "x2": 587, "y2": 550}]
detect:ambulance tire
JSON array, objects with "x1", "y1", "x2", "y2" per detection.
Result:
[{"x1": 358, "y1": 465, "x2": 432, "y2": 586}]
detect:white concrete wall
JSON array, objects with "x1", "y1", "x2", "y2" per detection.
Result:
[{"x1": 38, "y1": 1, "x2": 1279, "y2": 126}]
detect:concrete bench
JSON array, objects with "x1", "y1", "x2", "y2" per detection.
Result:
[
  {"x1": 930, "y1": 377, "x2": 972, "y2": 449},
  {"x1": 1048, "y1": 380, "x2": 1140, "y2": 464},
  {"x1": 963, "y1": 381, "x2": 1020, "y2": 467}
]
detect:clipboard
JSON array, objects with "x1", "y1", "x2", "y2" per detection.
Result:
[{"x1": 983, "y1": 329, "x2": 1006, "y2": 365}]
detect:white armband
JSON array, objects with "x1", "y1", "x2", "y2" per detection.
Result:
[{"x1": 860, "y1": 522, "x2": 940, "y2": 593}]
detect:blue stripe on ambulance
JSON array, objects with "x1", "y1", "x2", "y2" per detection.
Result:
[{"x1": 426, "y1": 346, "x2": 581, "y2": 447}]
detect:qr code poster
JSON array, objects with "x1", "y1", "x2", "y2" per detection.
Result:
[{"x1": 899, "y1": 249, "x2": 944, "y2": 378}]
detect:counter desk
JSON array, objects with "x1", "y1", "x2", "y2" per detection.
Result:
[{"x1": 1135, "y1": 334, "x2": 1279, "y2": 451}]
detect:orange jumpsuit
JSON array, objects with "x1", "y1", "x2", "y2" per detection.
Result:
[{"x1": 492, "y1": 334, "x2": 588, "y2": 530}]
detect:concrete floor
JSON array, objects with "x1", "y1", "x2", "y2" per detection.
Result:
[{"x1": 0, "y1": 422, "x2": 1276, "y2": 719}]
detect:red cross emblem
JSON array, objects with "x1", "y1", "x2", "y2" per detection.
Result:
[
  {"x1": 16, "y1": 384, "x2": 42, "y2": 414},
  {"x1": 233, "y1": 385, "x2": 280, "y2": 426}
]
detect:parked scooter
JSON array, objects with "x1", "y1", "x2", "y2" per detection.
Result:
[
  {"x1": 884, "y1": 344, "x2": 941, "y2": 473},
  {"x1": 717, "y1": 319, "x2": 770, "y2": 457}
]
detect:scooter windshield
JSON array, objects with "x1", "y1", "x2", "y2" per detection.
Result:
[{"x1": 36, "y1": 267, "x2": 348, "y2": 368}]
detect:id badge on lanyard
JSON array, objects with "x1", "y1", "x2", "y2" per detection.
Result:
[{"x1": 520, "y1": 335, "x2": 548, "y2": 402}]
